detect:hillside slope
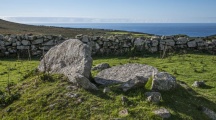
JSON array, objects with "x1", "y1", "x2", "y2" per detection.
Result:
[{"x1": 0, "y1": 19, "x2": 106, "y2": 38}]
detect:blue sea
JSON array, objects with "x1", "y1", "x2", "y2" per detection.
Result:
[{"x1": 32, "y1": 23, "x2": 216, "y2": 37}]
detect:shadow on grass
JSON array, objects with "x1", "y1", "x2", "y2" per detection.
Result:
[
  {"x1": 87, "y1": 89, "x2": 113, "y2": 100},
  {"x1": 89, "y1": 82, "x2": 216, "y2": 119},
  {"x1": 159, "y1": 84, "x2": 216, "y2": 120},
  {"x1": 199, "y1": 84, "x2": 215, "y2": 89}
]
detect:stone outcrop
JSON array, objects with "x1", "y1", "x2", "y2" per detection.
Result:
[
  {"x1": 94, "y1": 63, "x2": 158, "y2": 86},
  {"x1": 38, "y1": 39, "x2": 97, "y2": 90}
]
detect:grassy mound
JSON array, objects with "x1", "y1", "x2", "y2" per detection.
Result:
[{"x1": 0, "y1": 53, "x2": 216, "y2": 119}]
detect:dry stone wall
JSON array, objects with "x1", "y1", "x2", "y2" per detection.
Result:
[
  {"x1": 0, "y1": 34, "x2": 67, "y2": 57},
  {"x1": 0, "y1": 34, "x2": 216, "y2": 57},
  {"x1": 76, "y1": 34, "x2": 216, "y2": 55}
]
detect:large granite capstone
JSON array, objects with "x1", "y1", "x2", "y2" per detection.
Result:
[{"x1": 94, "y1": 63, "x2": 158, "y2": 85}]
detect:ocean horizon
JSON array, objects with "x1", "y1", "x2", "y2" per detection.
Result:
[{"x1": 30, "y1": 23, "x2": 216, "y2": 37}]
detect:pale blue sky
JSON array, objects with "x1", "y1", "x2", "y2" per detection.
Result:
[{"x1": 0, "y1": 0, "x2": 216, "y2": 23}]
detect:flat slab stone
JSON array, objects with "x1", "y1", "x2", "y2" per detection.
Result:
[{"x1": 94, "y1": 63, "x2": 158, "y2": 85}]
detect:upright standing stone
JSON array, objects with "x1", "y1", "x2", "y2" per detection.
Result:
[{"x1": 38, "y1": 39, "x2": 97, "y2": 90}]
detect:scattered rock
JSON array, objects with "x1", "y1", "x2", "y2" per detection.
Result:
[
  {"x1": 65, "y1": 92, "x2": 80, "y2": 98},
  {"x1": 119, "y1": 109, "x2": 129, "y2": 116},
  {"x1": 153, "y1": 108, "x2": 171, "y2": 119},
  {"x1": 95, "y1": 63, "x2": 158, "y2": 85},
  {"x1": 103, "y1": 87, "x2": 111, "y2": 93},
  {"x1": 72, "y1": 74, "x2": 98, "y2": 90},
  {"x1": 92, "y1": 63, "x2": 110, "y2": 71},
  {"x1": 152, "y1": 72, "x2": 176, "y2": 91},
  {"x1": 121, "y1": 75, "x2": 149, "y2": 92},
  {"x1": 178, "y1": 81, "x2": 193, "y2": 91},
  {"x1": 202, "y1": 107, "x2": 216, "y2": 120},
  {"x1": 75, "y1": 98, "x2": 83, "y2": 104},
  {"x1": 66, "y1": 85, "x2": 78, "y2": 90},
  {"x1": 192, "y1": 81, "x2": 206, "y2": 87},
  {"x1": 145, "y1": 92, "x2": 162, "y2": 104},
  {"x1": 49, "y1": 103, "x2": 57, "y2": 109}
]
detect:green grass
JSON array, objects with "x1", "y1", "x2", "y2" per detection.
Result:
[
  {"x1": 0, "y1": 53, "x2": 216, "y2": 119},
  {"x1": 92, "y1": 53, "x2": 216, "y2": 103},
  {"x1": 107, "y1": 31, "x2": 152, "y2": 38},
  {"x1": 0, "y1": 58, "x2": 39, "y2": 89}
]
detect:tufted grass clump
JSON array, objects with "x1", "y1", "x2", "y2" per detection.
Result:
[{"x1": 145, "y1": 77, "x2": 153, "y2": 90}]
